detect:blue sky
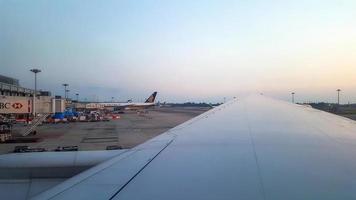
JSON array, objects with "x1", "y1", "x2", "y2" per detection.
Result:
[{"x1": 1, "y1": 0, "x2": 356, "y2": 103}]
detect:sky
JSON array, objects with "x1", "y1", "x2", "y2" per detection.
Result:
[{"x1": 1, "y1": 0, "x2": 356, "y2": 103}]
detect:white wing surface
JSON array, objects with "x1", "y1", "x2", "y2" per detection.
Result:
[{"x1": 32, "y1": 95, "x2": 356, "y2": 200}]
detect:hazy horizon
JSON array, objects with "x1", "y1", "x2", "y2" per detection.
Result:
[{"x1": 1, "y1": 0, "x2": 356, "y2": 103}]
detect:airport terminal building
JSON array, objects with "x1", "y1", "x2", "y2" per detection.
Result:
[
  {"x1": 0, "y1": 74, "x2": 64, "y2": 115},
  {"x1": 0, "y1": 74, "x2": 35, "y2": 97}
]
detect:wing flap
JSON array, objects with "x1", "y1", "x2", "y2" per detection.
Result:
[{"x1": 31, "y1": 139, "x2": 174, "y2": 200}]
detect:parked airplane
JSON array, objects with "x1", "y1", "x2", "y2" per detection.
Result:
[
  {"x1": 99, "y1": 91, "x2": 157, "y2": 110},
  {"x1": 2, "y1": 95, "x2": 356, "y2": 199}
]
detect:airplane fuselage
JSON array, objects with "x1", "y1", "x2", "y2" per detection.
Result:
[{"x1": 98, "y1": 102, "x2": 155, "y2": 110}]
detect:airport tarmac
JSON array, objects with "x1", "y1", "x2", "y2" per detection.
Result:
[{"x1": 0, "y1": 107, "x2": 209, "y2": 154}]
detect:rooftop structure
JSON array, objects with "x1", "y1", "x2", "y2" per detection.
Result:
[
  {"x1": 0, "y1": 74, "x2": 50, "y2": 97},
  {"x1": 0, "y1": 74, "x2": 19, "y2": 86}
]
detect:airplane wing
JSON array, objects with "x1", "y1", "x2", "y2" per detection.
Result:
[{"x1": 28, "y1": 95, "x2": 356, "y2": 199}]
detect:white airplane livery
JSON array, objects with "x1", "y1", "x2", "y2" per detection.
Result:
[
  {"x1": 1, "y1": 95, "x2": 356, "y2": 199},
  {"x1": 98, "y1": 92, "x2": 157, "y2": 110}
]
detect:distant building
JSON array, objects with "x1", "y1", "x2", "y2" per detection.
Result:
[
  {"x1": 0, "y1": 74, "x2": 19, "y2": 86},
  {"x1": 0, "y1": 74, "x2": 62, "y2": 114},
  {"x1": 39, "y1": 90, "x2": 52, "y2": 97},
  {"x1": 0, "y1": 74, "x2": 36, "y2": 97}
]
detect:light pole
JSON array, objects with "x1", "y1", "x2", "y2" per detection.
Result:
[
  {"x1": 337, "y1": 89, "x2": 341, "y2": 105},
  {"x1": 30, "y1": 68, "x2": 41, "y2": 116},
  {"x1": 76, "y1": 93, "x2": 79, "y2": 102},
  {"x1": 66, "y1": 89, "x2": 70, "y2": 99},
  {"x1": 62, "y1": 83, "x2": 68, "y2": 99},
  {"x1": 111, "y1": 97, "x2": 114, "y2": 102},
  {"x1": 291, "y1": 92, "x2": 295, "y2": 103}
]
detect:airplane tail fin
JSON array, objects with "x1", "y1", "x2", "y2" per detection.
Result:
[{"x1": 145, "y1": 92, "x2": 157, "y2": 103}]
